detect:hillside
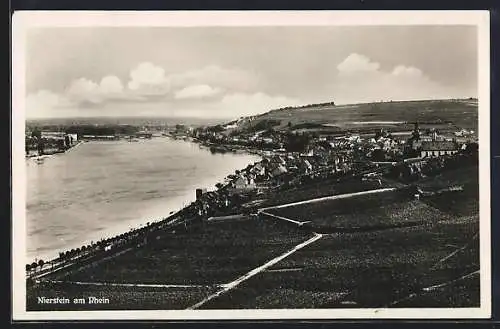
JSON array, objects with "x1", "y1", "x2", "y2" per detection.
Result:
[{"x1": 227, "y1": 98, "x2": 478, "y2": 136}]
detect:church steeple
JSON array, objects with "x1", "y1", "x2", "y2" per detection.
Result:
[{"x1": 412, "y1": 121, "x2": 420, "y2": 140}]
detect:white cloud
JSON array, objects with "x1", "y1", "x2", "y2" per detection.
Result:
[
  {"x1": 175, "y1": 84, "x2": 222, "y2": 99},
  {"x1": 26, "y1": 90, "x2": 75, "y2": 118},
  {"x1": 391, "y1": 65, "x2": 423, "y2": 78},
  {"x1": 127, "y1": 62, "x2": 169, "y2": 94},
  {"x1": 331, "y1": 53, "x2": 462, "y2": 105},
  {"x1": 66, "y1": 78, "x2": 99, "y2": 103},
  {"x1": 337, "y1": 53, "x2": 380, "y2": 74},
  {"x1": 99, "y1": 75, "x2": 124, "y2": 94},
  {"x1": 170, "y1": 65, "x2": 259, "y2": 92},
  {"x1": 65, "y1": 75, "x2": 127, "y2": 105}
]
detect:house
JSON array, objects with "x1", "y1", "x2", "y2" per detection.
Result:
[
  {"x1": 302, "y1": 159, "x2": 313, "y2": 173},
  {"x1": 68, "y1": 133, "x2": 78, "y2": 143},
  {"x1": 420, "y1": 141, "x2": 459, "y2": 157},
  {"x1": 195, "y1": 188, "x2": 207, "y2": 200},
  {"x1": 270, "y1": 164, "x2": 288, "y2": 177}
]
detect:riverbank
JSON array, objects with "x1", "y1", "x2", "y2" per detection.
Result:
[
  {"x1": 26, "y1": 138, "x2": 261, "y2": 265},
  {"x1": 26, "y1": 148, "x2": 480, "y2": 310},
  {"x1": 26, "y1": 140, "x2": 84, "y2": 161}
]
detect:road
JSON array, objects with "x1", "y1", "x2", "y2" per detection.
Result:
[{"x1": 259, "y1": 187, "x2": 397, "y2": 211}]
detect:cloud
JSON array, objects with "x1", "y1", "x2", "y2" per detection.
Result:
[
  {"x1": 174, "y1": 84, "x2": 222, "y2": 99},
  {"x1": 99, "y1": 75, "x2": 124, "y2": 94},
  {"x1": 66, "y1": 78, "x2": 99, "y2": 103},
  {"x1": 26, "y1": 90, "x2": 75, "y2": 118},
  {"x1": 337, "y1": 53, "x2": 380, "y2": 74},
  {"x1": 65, "y1": 75, "x2": 127, "y2": 105},
  {"x1": 170, "y1": 65, "x2": 259, "y2": 92},
  {"x1": 331, "y1": 53, "x2": 463, "y2": 104},
  {"x1": 127, "y1": 62, "x2": 170, "y2": 95},
  {"x1": 391, "y1": 65, "x2": 423, "y2": 78},
  {"x1": 27, "y1": 63, "x2": 263, "y2": 117}
]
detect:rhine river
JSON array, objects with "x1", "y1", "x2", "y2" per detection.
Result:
[{"x1": 26, "y1": 138, "x2": 261, "y2": 262}]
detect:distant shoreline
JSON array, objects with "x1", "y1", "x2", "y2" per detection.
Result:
[
  {"x1": 26, "y1": 140, "x2": 84, "y2": 160},
  {"x1": 25, "y1": 137, "x2": 261, "y2": 268}
]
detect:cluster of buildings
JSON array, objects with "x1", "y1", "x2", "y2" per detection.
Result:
[
  {"x1": 188, "y1": 121, "x2": 477, "y2": 206},
  {"x1": 406, "y1": 123, "x2": 469, "y2": 158},
  {"x1": 25, "y1": 131, "x2": 78, "y2": 156}
]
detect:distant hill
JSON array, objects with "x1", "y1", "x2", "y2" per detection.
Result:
[
  {"x1": 225, "y1": 98, "x2": 478, "y2": 135},
  {"x1": 26, "y1": 116, "x2": 226, "y2": 128}
]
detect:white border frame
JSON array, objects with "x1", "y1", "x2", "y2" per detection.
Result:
[{"x1": 11, "y1": 10, "x2": 491, "y2": 321}]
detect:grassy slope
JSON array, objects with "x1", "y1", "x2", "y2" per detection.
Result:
[
  {"x1": 239, "y1": 99, "x2": 478, "y2": 132},
  {"x1": 59, "y1": 218, "x2": 312, "y2": 285},
  {"x1": 202, "y1": 218, "x2": 479, "y2": 309},
  {"x1": 259, "y1": 176, "x2": 402, "y2": 209},
  {"x1": 202, "y1": 164, "x2": 480, "y2": 309}
]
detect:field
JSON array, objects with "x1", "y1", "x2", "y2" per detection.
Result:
[
  {"x1": 196, "y1": 163, "x2": 481, "y2": 309},
  {"x1": 258, "y1": 176, "x2": 402, "y2": 209},
  {"x1": 416, "y1": 165, "x2": 479, "y2": 218},
  {"x1": 265, "y1": 188, "x2": 441, "y2": 231},
  {"x1": 201, "y1": 217, "x2": 479, "y2": 309},
  {"x1": 46, "y1": 218, "x2": 312, "y2": 285},
  {"x1": 239, "y1": 99, "x2": 478, "y2": 134},
  {"x1": 27, "y1": 157, "x2": 482, "y2": 311}
]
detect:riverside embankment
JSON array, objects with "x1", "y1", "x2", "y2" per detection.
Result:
[{"x1": 26, "y1": 137, "x2": 261, "y2": 264}]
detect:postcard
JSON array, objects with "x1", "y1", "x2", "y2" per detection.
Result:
[{"x1": 11, "y1": 10, "x2": 491, "y2": 320}]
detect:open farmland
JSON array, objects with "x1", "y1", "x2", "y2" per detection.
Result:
[
  {"x1": 265, "y1": 188, "x2": 442, "y2": 231},
  {"x1": 201, "y1": 217, "x2": 479, "y2": 309},
  {"x1": 53, "y1": 218, "x2": 312, "y2": 286},
  {"x1": 238, "y1": 99, "x2": 478, "y2": 134},
  {"x1": 416, "y1": 165, "x2": 479, "y2": 217},
  {"x1": 259, "y1": 176, "x2": 402, "y2": 209}
]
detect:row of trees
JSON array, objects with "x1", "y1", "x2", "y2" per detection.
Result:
[{"x1": 26, "y1": 259, "x2": 45, "y2": 272}]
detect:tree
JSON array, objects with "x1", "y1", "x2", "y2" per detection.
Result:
[
  {"x1": 31, "y1": 129, "x2": 41, "y2": 139},
  {"x1": 37, "y1": 139, "x2": 45, "y2": 155},
  {"x1": 38, "y1": 259, "x2": 45, "y2": 269},
  {"x1": 371, "y1": 149, "x2": 386, "y2": 162}
]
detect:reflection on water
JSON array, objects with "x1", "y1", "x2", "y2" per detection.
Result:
[{"x1": 26, "y1": 138, "x2": 260, "y2": 261}]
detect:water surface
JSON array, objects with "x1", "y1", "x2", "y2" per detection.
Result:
[{"x1": 26, "y1": 138, "x2": 260, "y2": 262}]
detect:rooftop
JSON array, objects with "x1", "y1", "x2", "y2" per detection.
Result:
[{"x1": 421, "y1": 141, "x2": 458, "y2": 151}]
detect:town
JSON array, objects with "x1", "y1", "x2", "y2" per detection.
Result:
[{"x1": 26, "y1": 98, "x2": 480, "y2": 310}]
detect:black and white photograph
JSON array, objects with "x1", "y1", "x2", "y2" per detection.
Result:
[{"x1": 12, "y1": 11, "x2": 491, "y2": 320}]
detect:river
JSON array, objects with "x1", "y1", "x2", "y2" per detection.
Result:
[{"x1": 26, "y1": 138, "x2": 261, "y2": 262}]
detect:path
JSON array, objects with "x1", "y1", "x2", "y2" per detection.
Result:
[
  {"x1": 44, "y1": 279, "x2": 225, "y2": 289},
  {"x1": 187, "y1": 233, "x2": 324, "y2": 310},
  {"x1": 259, "y1": 187, "x2": 396, "y2": 211},
  {"x1": 259, "y1": 211, "x2": 310, "y2": 226}
]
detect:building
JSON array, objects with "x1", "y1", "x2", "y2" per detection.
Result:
[
  {"x1": 135, "y1": 131, "x2": 153, "y2": 139},
  {"x1": 41, "y1": 131, "x2": 65, "y2": 139},
  {"x1": 81, "y1": 135, "x2": 118, "y2": 141},
  {"x1": 195, "y1": 188, "x2": 207, "y2": 200},
  {"x1": 68, "y1": 134, "x2": 78, "y2": 143},
  {"x1": 420, "y1": 141, "x2": 459, "y2": 157}
]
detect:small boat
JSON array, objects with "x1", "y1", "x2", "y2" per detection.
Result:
[{"x1": 35, "y1": 157, "x2": 44, "y2": 164}]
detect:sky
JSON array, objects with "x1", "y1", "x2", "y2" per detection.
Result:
[{"x1": 25, "y1": 26, "x2": 478, "y2": 119}]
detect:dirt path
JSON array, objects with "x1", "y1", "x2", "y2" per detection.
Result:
[
  {"x1": 187, "y1": 233, "x2": 324, "y2": 310},
  {"x1": 259, "y1": 187, "x2": 397, "y2": 211}
]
